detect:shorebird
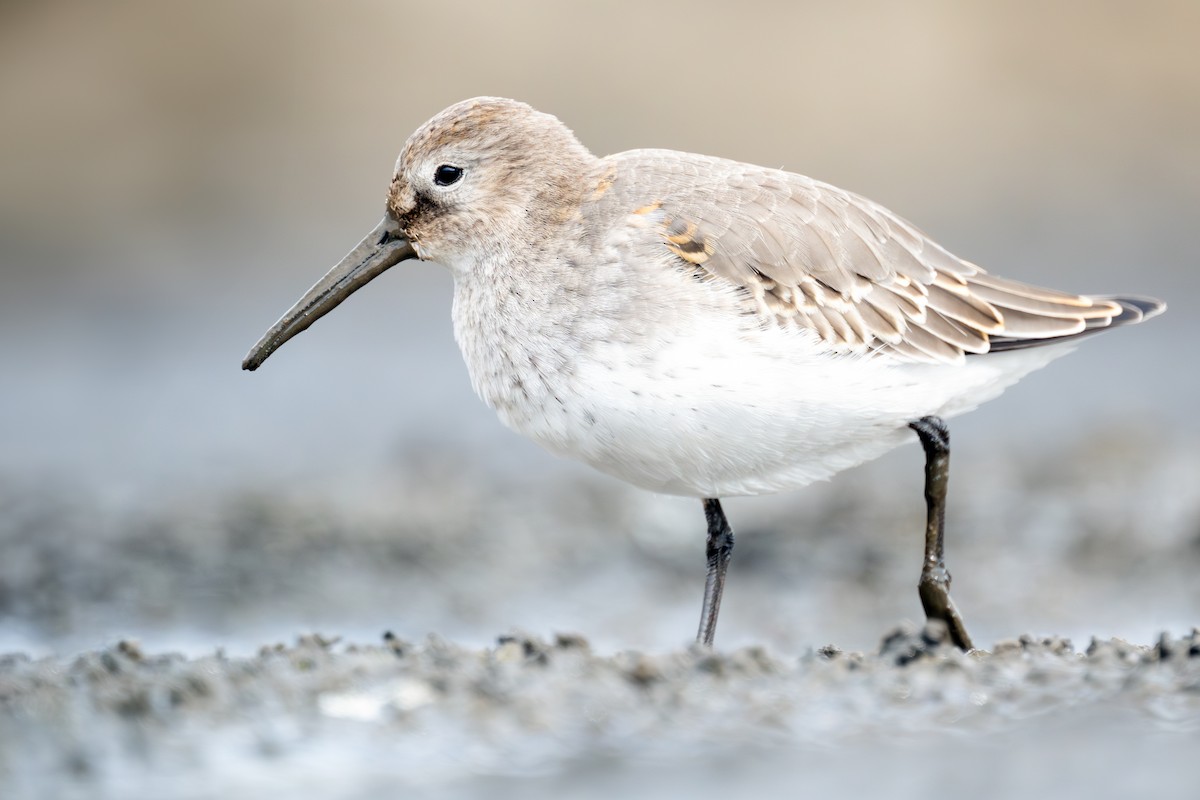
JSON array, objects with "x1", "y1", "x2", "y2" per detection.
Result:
[{"x1": 243, "y1": 97, "x2": 1164, "y2": 650}]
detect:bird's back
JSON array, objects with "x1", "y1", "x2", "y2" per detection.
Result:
[{"x1": 587, "y1": 148, "x2": 1164, "y2": 365}]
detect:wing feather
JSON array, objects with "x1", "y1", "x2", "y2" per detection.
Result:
[{"x1": 598, "y1": 150, "x2": 1143, "y2": 363}]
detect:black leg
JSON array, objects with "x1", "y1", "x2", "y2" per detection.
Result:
[
  {"x1": 908, "y1": 416, "x2": 975, "y2": 651},
  {"x1": 696, "y1": 498, "x2": 735, "y2": 647}
]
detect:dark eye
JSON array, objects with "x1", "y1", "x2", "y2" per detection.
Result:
[{"x1": 433, "y1": 164, "x2": 463, "y2": 186}]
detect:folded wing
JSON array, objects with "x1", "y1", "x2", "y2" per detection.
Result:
[{"x1": 615, "y1": 151, "x2": 1161, "y2": 364}]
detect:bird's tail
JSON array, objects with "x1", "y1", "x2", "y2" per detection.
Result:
[{"x1": 984, "y1": 294, "x2": 1165, "y2": 353}]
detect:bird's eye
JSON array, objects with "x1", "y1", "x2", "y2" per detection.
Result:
[{"x1": 433, "y1": 164, "x2": 463, "y2": 186}]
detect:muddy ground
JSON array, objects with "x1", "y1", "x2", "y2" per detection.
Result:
[
  {"x1": 2, "y1": 4, "x2": 1197, "y2": 797},
  {"x1": 2, "y1": 434, "x2": 1198, "y2": 799},
  {"x1": 2, "y1": 630, "x2": 1199, "y2": 799}
]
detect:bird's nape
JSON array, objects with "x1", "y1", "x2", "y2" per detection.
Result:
[{"x1": 240, "y1": 97, "x2": 1167, "y2": 649}]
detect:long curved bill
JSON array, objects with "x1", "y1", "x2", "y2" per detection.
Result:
[{"x1": 242, "y1": 216, "x2": 417, "y2": 371}]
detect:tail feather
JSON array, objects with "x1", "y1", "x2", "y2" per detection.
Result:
[{"x1": 984, "y1": 294, "x2": 1165, "y2": 353}]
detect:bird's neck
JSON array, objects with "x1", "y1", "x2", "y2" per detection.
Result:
[{"x1": 448, "y1": 244, "x2": 616, "y2": 428}]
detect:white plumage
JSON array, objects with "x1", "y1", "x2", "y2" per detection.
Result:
[{"x1": 242, "y1": 96, "x2": 1164, "y2": 648}]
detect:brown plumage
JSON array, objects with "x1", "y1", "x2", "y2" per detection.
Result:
[
  {"x1": 582, "y1": 148, "x2": 1159, "y2": 365},
  {"x1": 242, "y1": 96, "x2": 1167, "y2": 649}
]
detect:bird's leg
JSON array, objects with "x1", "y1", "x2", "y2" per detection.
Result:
[
  {"x1": 696, "y1": 498, "x2": 735, "y2": 647},
  {"x1": 908, "y1": 416, "x2": 974, "y2": 651}
]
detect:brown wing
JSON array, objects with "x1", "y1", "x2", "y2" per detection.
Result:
[{"x1": 609, "y1": 150, "x2": 1130, "y2": 365}]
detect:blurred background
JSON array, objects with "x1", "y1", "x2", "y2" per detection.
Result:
[{"x1": 0, "y1": 0, "x2": 1196, "y2": 658}]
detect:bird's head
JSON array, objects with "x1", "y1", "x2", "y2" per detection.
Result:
[{"x1": 242, "y1": 97, "x2": 594, "y2": 371}]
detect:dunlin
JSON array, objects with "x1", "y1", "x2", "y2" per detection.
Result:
[{"x1": 243, "y1": 97, "x2": 1164, "y2": 649}]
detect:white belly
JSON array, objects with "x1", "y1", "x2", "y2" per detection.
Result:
[{"x1": 485, "y1": 315, "x2": 1074, "y2": 498}]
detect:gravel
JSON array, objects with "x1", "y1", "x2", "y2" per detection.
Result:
[
  {"x1": 1, "y1": 433, "x2": 1197, "y2": 798},
  {"x1": 2, "y1": 628, "x2": 1198, "y2": 799}
]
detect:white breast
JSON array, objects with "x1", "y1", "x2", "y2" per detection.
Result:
[{"x1": 450, "y1": 252, "x2": 1073, "y2": 498}]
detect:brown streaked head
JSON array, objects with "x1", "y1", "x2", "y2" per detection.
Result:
[
  {"x1": 387, "y1": 96, "x2": 596, "y2": 266},
  {"x1": 242, "y1": 97, "x2": 597, "y2": 371}
]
